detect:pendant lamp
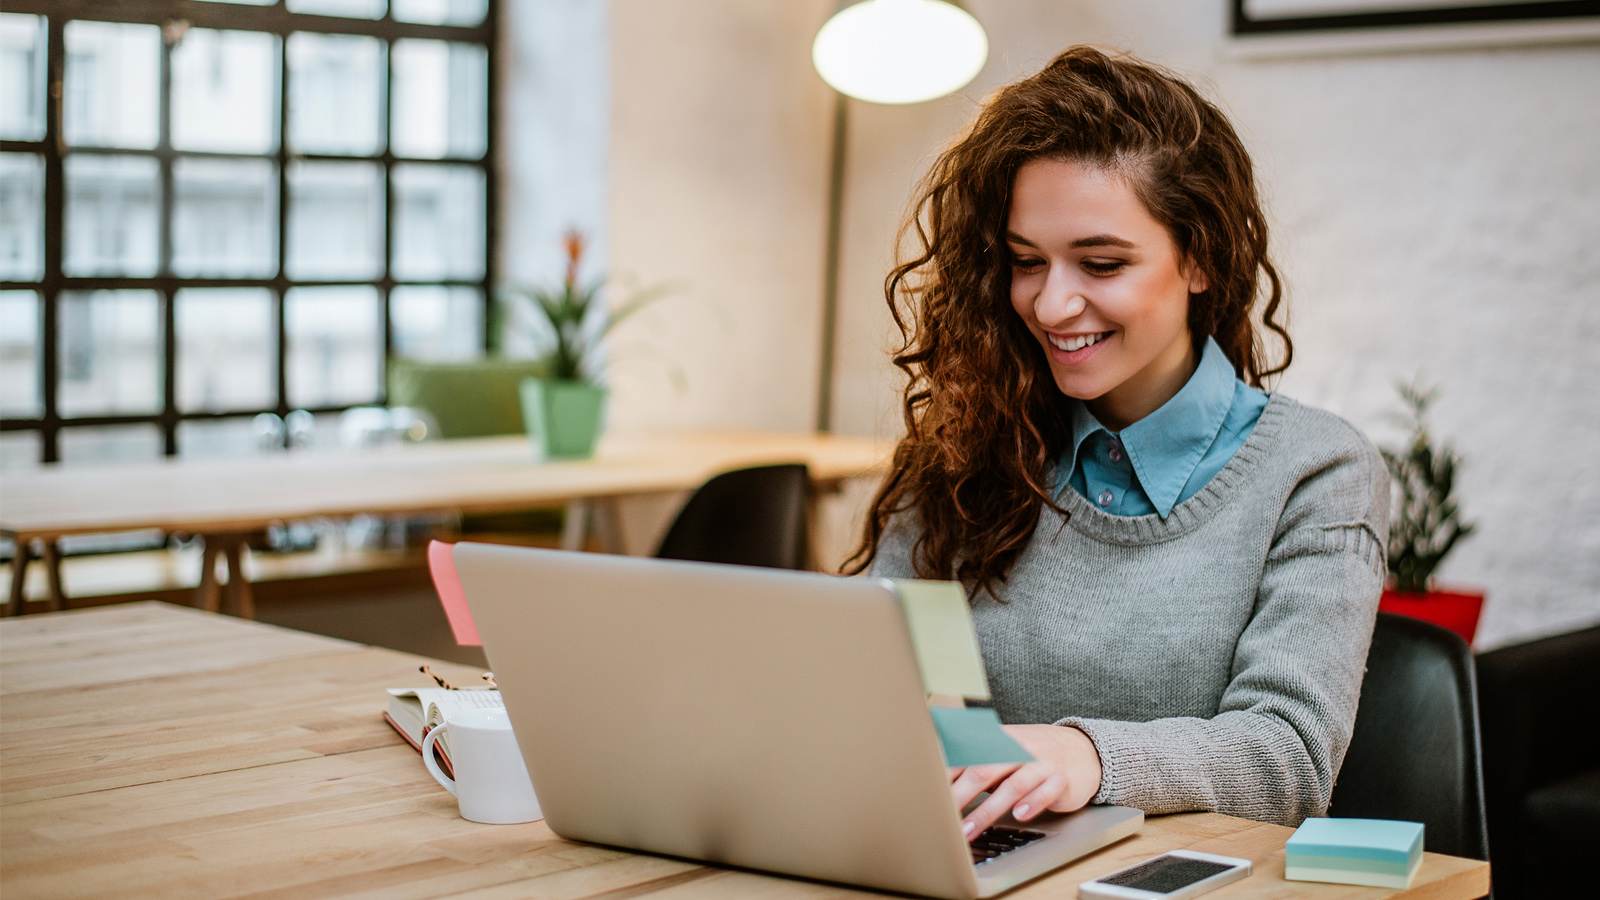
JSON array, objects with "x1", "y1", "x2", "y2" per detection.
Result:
[{"x1": 812, "y1": 0, "x2": 988, "y2": 105}]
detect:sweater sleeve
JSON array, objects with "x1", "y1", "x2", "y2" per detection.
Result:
[{"x1": 1057, "y1": 427, "x2": 1390, "y2": 826}]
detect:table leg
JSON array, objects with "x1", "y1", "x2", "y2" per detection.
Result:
[
  {"x1": 593, "y1": 498, "x2": 624, "y2": 555},
  {"x1": 223, "y1": 538, "x2": 254, "y2": 620},
  {"x1": 561, "y1": 500, "x2": 589, "y2": 552},
  {"x1": 198, "y1": 537, "x2": 221, "y2": 612},
  {"x1": 7, "y1": 539, "x2": 31, "y2": 617},
  {"x1": 40, "y1": 540, "x2": 66, "y2": 612}
]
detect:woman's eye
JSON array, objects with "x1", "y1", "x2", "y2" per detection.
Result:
[
  {"x1": 1011, "y1": 257, "x2": 1045, "y2": 273},
  {"x1": 1082, "y1": 259, "x2": 1126, "y2": 276}
]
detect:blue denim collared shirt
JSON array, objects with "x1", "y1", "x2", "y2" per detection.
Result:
[{"x1": 1055, "y1": 336, "x2": 1269, "y2": 519}]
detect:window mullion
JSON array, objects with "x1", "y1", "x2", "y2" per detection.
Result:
[
  {"x1": 381, "y1": 33, "x2": 395, "y2": 405},
  {"x1": 158, "y1": 19, "x2": 176, "y2": 456},
  {"x1": 482, "y1": 0, "x2": 499, "y2": 355},
  {"x1": 274, "y1": 24, "x2": 290, "y2": 425},
  {"x1": 40, "y1": 13, "x2": 66, "y2": 464}
]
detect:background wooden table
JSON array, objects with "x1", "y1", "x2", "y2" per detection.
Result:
[
  {"x1": 3, "y1": 430, "x2": 889, "y2": 616},
  {"x1": 0, "y1": 604, "x2": 1489, "y2": 900}
]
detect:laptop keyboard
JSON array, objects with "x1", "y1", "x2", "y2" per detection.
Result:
[{"x1": 970, "y1": 826, "x2": 1048, "y2": 865}]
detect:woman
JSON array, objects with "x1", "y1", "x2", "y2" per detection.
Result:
[{"x1": 848, "y1": 47, "x2": 1389, "y2": 839}]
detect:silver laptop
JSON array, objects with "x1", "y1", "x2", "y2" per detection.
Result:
[{"x1": 454, "y1": 542, "x2": 1142, "y2": 900}]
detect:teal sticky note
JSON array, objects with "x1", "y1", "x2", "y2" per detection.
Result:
[
  {"x1": 930, "y1": 706, "x2": 1034, "y2": 768},
  {"x1": 891, "y1": 579, "x2": 990, "y2": 700},
  {"x1": 1285, "y1": 818, "x2": 1423, "y2": 865}
]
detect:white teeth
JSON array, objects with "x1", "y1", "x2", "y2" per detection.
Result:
[{"x1": 1049, "y1": 331, "x2": 1108, "y2": 352}]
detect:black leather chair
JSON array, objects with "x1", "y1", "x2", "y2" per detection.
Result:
[
  {"x1": 654, "y1": 464, "x2": 810, "y2": 570},
  {"x1": 1476, "y1": 624, "x2": 1600, "y2": 899},
  {"x1": 1328, "y1": 612, "x2": 1489, "y2": 860}
]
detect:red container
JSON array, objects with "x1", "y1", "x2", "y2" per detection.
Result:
[{"x1": 1378, "y1": 587, "x2": 1486, "y2": 647}]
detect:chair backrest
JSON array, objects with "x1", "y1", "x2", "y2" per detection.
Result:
[
  {"x1": 1475, "y1": 623, "x2": 1600, "y2": 900},
  {"x1": 1328, "y1": 612, "x2": 1489, "y2": 859},
  {"x1": 655, "y1": 464, "x2": 810, "y2": 570}
]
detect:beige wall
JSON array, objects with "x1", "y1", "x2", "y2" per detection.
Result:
[
  {"x1": 607, "y1": 0, "x2": 836, "y2": 435},
  {"x1": 601, "y1": 2, "x2": 1600, "y2": 644}
]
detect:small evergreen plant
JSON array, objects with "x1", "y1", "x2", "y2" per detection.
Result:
[
  {"x1": 1380, "y1": 379, "x2": 1475, "y2": 594},
  {"x1": 492, "y1": 230, "x2": 673, "y2": 384}
]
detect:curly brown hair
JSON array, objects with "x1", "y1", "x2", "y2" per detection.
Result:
[{"x1": 843, "y1": 46, "x2": 1292, "y2": 597}]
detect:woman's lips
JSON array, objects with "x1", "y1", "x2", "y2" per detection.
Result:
[{"x1": 1046, "y1": 330, "x2": 1111, "y2": 364}]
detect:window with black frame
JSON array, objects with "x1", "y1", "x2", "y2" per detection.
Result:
[{"x1": 0, "y1": 0, "x2": 495, "y2": 467}]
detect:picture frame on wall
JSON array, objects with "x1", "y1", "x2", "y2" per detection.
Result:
[{"x1": 1231, "y1": 0, "x2": 1600, "y2": 35}]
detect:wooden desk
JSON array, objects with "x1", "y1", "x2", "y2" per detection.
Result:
[
  {"x1": 1, "y1": 604, "x2": 1489, "y2": 900},
  {"x1": 2, "y1": 430, "x2": 888, "y2": 616}
]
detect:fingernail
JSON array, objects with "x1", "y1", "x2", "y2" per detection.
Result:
[
  {"x1": 962, "y1": 820, "x2": 975, "y2": 836},
  {"x1": 1014, "y1": 803, "x2": 1030, "y2": 818}
]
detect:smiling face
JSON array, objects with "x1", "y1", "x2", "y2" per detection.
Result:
[{"x1": 1007, "y1": 157, "x2": 1208, "y2": 431}]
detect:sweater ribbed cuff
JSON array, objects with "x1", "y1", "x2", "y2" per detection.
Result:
[{"x1": 1053, "y1": 716, "x2": 1121, "y2": 807}]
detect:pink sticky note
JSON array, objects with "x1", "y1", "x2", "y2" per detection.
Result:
[{"x1": 428, "y1": 540, "x2": 481, "y2": 646}]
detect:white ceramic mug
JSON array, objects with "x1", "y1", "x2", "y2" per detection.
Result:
[{"x1": 421, "y1": 707, "x2": 542, "y2": 824}]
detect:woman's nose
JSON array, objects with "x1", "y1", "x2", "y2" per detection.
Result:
[{"x1": 1034, "y1": 269, "x2": 1087, "y2": 325}]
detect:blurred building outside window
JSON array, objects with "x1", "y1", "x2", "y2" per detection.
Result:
[{"x1": 0, "y1": 2, "x2": 495, "y2": 469}]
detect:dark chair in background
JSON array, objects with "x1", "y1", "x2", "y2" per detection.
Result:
[
  {"x1": 1476, "y1": 623, "x2": 1600, "y2": 900},
  {"x1": 655, "y1": 464, "x2": 810, "y2": 570},
  {"x1": 1329, "y1": 612, "x2": 1489, "y2": 860}
]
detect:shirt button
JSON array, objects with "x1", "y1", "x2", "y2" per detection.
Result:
[
  {"x1": 1107, "y1": 442, "x2": 1122, "y2": 462},
  {"x1": 1097, "y1": 490, "x2": 1114, "y2": 507}
]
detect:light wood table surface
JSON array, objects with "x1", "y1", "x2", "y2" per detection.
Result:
[
  {"x1": 2, "y1": 430, "x2": 889, "y2": 616},
  {"x1": 1, "y1": 603, "x2": 1489, "y2": 900}
]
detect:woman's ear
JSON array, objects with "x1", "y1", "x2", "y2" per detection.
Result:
[{"x1": 1186, "y1": 259, "x2": 1209, "y2": 295}]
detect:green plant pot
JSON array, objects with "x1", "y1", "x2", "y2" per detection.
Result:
[{"x1": 519, "y1": 377, "x2": 607, "y2": 460}]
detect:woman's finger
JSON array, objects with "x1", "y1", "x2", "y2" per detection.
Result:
[
  {"x1": 949, "y1": 762, "x2": 1020, "y2": 812},
  {"x1": 960, "y1": 765, "x2": 1049, "y2": 840},
  {"x1": 1010, "y1": 773, "x2": 1067, "y2": 821}
]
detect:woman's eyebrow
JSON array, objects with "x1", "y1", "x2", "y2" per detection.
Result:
[
  {"x1": 1070, "y1": 234, "x2": 1137, "y2": 249},
  {"x1": 1003, "y1": 231, "x2": 1137, "y2": 250}
]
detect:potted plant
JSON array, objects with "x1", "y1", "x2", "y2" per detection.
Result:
[
  {"x1": 500, "y1": 230, "x2": 671, "y2": 460},
  {"x1": 1378, "y1": 379, "x2": 1484, "y2": 645}
]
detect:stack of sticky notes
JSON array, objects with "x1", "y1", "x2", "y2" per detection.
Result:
[{"x1": 1284, "y1": 817, "x2": 1424, "y2": 888}]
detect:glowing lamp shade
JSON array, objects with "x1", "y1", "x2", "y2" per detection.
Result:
[{"x1": 812, "y1": 0, "x2": 988, "y2": 105}]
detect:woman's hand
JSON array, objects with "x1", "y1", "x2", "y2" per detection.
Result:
[{"x1": 949, "y1": 724, "x2": 1102, "y2": 841}]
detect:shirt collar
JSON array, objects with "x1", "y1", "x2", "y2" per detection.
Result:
[{"x1": 1065, "y1": 336, "x2": 1239, "y2": 518}]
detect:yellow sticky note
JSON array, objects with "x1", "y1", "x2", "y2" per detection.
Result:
[{"x1": 891, "y1": 579, "x2": 990, "y2": 700}]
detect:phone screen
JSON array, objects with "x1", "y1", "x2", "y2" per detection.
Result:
[{"x1": 1097, "y1": 855, "x2": 1234, "y2": 894}]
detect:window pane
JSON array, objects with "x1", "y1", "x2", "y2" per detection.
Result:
[
  {"x1": 64, "y1": 21, "x2": 160, "y2": 149},
  {"x1": 394, "y1": 0, "x2": 488, "y2": 26},
  {"x1": 64, "y1": 154, "x2": 161, "y2": 276},
  {"x1": 172, "y1": 28, "x2": 279, "y2": 154},
  {"x1": 179, "y1": 417, "x2": 265, "y2": 458},
  {"x1": 287, "y1": 0, "x2": 386, "y2": 18},
  {"x1": 0, "y1": 431, "x2": 40, "y2": 470},
  {"x1": 59, "y1": 424, "x2": 163, "y2": 465},
  {"x1": 0, "y1": 14, "x2": 47, "y2": 141},
  {"x1": 287, "y1": 161, "x2": 383, "y2": 280},
  {"x1": 393, "y1": 163, "x2": 484, "y2": 281},
  {"x1": 392, "y1": 40, "x2": 487, "y2": 160},
  {"x1": 392, "y1": 286, "x2": 482, "y2": 362},
  {"x1": 173, "y1": 157, "x2": 278, "y2": 277},
  {"x1": 288, "y1": 32, "x2": 385, "y2": 156},
  {"x1": 0, "y1": 153, "x2": 43, "y2": 280},
  {"x1": 0, "y1": 290, "x2": 41, "y2": 417},
  {"x1": 286, "y1": 286, "x2": 381, "y2": 408},
  {"x1": 58, "y1": 290, "x2": 162, "y2": 417},
  {"x1": 177, "y1": 288, "x2": 275, "y2": 413}
]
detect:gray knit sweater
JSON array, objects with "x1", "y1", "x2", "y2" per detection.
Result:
[{"x1": 869, "y1": 394, "x2": 1389, "y2": 826}]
